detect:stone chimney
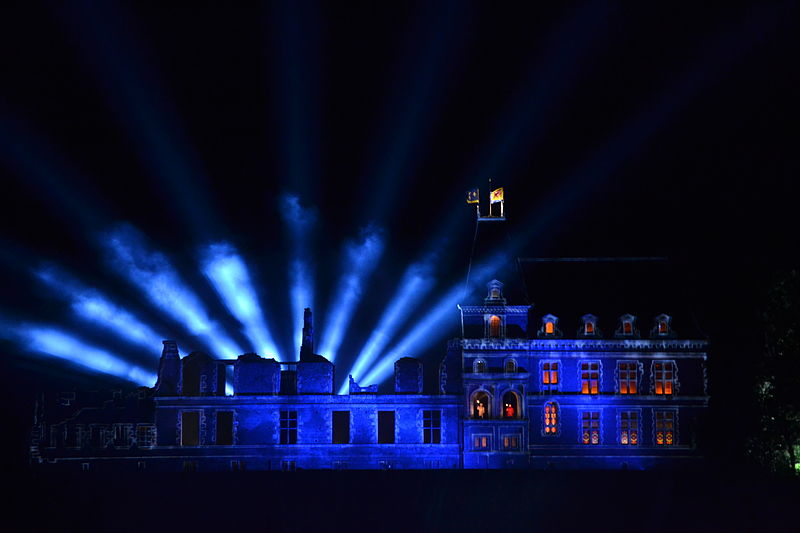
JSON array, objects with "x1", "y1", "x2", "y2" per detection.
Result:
[
  {"x1": 155, "y1": 340, "x2": 180, "y2": 396},
  {"x1": 300, "y1": 308, "x2": 314, "y2": 362}
]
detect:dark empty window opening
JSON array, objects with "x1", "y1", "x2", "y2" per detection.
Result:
[
  {"x1": 378, "y1": 411, "x2": 395, "y2": 444},
  {"x1": 505, "y1": 360, "x2": 516, "y2": 373},
  {"x1": 474, "y1": 359, "x2": 486, "y2": 373},
  {"x1": 332, "y1": 411, "x2": 350, "y2": 444},
  {"x1": 280, "y1": 410, "x2": 298, "y2": 444},
  {"x1": 423, "y1": 410, "x2": 441, "y2": 444},
  {"x1": 181, "y1": 412, "x2": 200, "y2": 447},
  {"x1": 182, "y1": 366, "x2": 201, "y2": 396},
  {"x1": 216, "y1": 411, "x2": 234, "y2": 445}
]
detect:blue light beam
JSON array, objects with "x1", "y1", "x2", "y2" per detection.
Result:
[
  {"x1": 319, "y1": 225, "x2": 385, "y2": 362},
  {"x1": 201, "y1": 242, "x2": 281, "y2": 359},
  {"x1": 35, "y1": 266, "x2": 165, "y2": 355},
  {"x1": 106, "y1": 225, "x2": 241, "y2": 359},
  {"x1": 339, "y1": 255, "x2": 437, "y2": 394},
  {"x1": 280, "y1": 193, "x2": 317, "y2": 359},
  {"x1": 359, "y1": 253, "x2": 507, "y2": 387},
  {"x1": 0, "y1": 322, "x2": 156, "y2": 386}
]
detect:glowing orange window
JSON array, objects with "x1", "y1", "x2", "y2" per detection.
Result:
[
  {"x1": 618, "y1": 362, "x2": 638, "y2": 394},
  {"x1": 585, "y1": 321, "x2": 594, "y2": 334},
  {"x1": 658, "y1": 321, "x2": 668, "y2": 334},
  {"x1": 489, "y1": 315, "x2": 501, "y2": 337},
  {"x1": 655, "y1": 411, "x2": 675, "y2": 445},
  {"x1": 544, "y1": 402, "x2": 558, "y2": 434},
  {"x1": 654, "y1": 362, "x2": 675, "y2": 395},
  {"x1": 545, "y1": 321, "x2": 554, "y2": 334},
  {"x1": 580, "y1": 362, "x2": 599, "y2": 394},
  {"x1": 620, "y1": 411, "x2": 639, "y2": 445},
  {"x1": 623, "y1": 321, "x2": 632, "y2": 335},
  {"x1": 581, "y1": 412, "x2": 600, "y2": 445}
]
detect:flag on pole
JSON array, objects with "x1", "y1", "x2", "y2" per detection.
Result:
[
  {"x1": 490, "y1": 187, "x2": 504, "y2": 204},
  {"x1": 466, "y1": 188, "x2": 479, "y2": 204}
]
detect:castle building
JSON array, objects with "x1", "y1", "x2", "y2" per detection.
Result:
[{"x1": 32, "y1": 278, "x2": 708, "y2": 471}]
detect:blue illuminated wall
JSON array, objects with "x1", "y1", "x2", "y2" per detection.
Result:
[{"x1": 31, "y1": 279, "x2": 708, "y2": 471}]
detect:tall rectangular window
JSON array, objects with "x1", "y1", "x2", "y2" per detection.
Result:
[
  {"x1": 655, "y1": 410, "x2": 676, "y2": 445},
  {"x1": 332, "y1": 411, "x2": 350, "y2": 444},
  {"x1": 653, "y1": 361, "x2": 676, "y2": 395},
  {"x1": 580, "y1": 362, "x2": 600, "y2": 394},
  {"x1": 216, "y1": 411, "x2": 234, "y2": 445},
  {"x1": 502, "y1": 435, "x2": 520, "y2": 451},
  {"x1": 280, "y1": 410, "x2": 297, "y2": 444},
  {"x1": 581, "y1": 411, "x2": 600, "y2": 445},
  {"x1": 619, "y1": 411, "x2": 639, "y2": 445},
  {"x1": 541, "y1": 361, "x2": 559, "y2": 393},
  {"x1": 618, "y1": 362, "x2": 638, "y2": 394},
  {"x1": 423, "y1": 410, "x2": 441, "y2": 444},
  {"x1": 378, "y1": 411, "x2": 395, "y2": 444},
  {"x1": 181, "y1": 412, "x2": 200, "y2": 446}
]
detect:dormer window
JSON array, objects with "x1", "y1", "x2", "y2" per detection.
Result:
[
  {"x1": 484, "y1": 279, "x2": 506, "y2": 304},
  {"x1": 616, "y1": 314, "x2": 638, "y2": 338},
  {"x1": 652, "y1": 314, "x2": 673, "y2": 337},
  {"x1": 490, "y1": 288, "x2": 500, "y2": 299},
  {"x1": 580, "y1": 314, "x2": 599, "y2": 337},
  {"x1": 539, "y1": 314, "x2": 560, "y2": 338}
]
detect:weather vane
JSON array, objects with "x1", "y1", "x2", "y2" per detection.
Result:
[{"x1": 466, "y1": 178, "x2": 504, "y2": 221}]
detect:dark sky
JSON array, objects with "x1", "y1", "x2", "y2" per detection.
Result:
[{"x1": 0, "y1": 1, "x2": 798, "y2": 466}]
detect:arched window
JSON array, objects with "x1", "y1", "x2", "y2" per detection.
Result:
[
  {"x1": 623, "y1": 321, "x2": 632, "y2": 335},
  {"x1": 545, "y1": 321, "x2": 554, "y2": 334},
  {"x1": 489, "y1": 315, "x2": 501, "y2": 338},
  {"x1": 544, "y1": 402, "x2": 558, "y2": 435},
  {"x1": 658, "y1": 320, "x2": 668, "y2": 334},
  {"x1": 474, "y1": 359, "x2": 486, "y2": 373},
  {"x1": 471, "y1": 391, "x2": 491, "y2": 419},
  {"x1": 504, "y1": 359, "x2": 516, "y2": 373},
  {"x1": 502, "y1": 391, "x2": 519, "y2": 419},
  {"x1": 585, "y1": 321, "x2": 594, "y2": 334},
  {"x1": 490, "y1": 288, "x2": 500, "y2": 299}
]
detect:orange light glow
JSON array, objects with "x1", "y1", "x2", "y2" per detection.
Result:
[
  {"x1": 585, "y1": 322, "x2": 594, "y2": 334},
  {"x1": 489, "y1": 315, "x2": 501, "y2": 337},
  {"x1": 545, "y1": 321, "x2": 554, "y2": 334},
  {"x1": 623, "y1": 321, "x2": 632, "y2": 334}
]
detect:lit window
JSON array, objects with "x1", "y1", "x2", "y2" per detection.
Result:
[
  {"x1": 545, "y1": 321, "x2": 554, "y2": 334},
  {"x1": 623, "y1": 321, "x2": 632, "y2": 334},
  {"x1": 580, "y1": 362, "x2": 600, "y2": 394},
  {"x1": 544, "y1": 402, "x2": 558, "y2": 435},
  {"x1": 654, "y1": 410, "x2": 676, "y2": 445},
  {"x1": 489, "y1": 315, "x2": 501, "y2": 337},
  {"x1": 617, "y1": 362, "x2": 638, "y2": 394},
  {"x1": 542, "y1": 361, "x2": 559, "y2": 393},
  {"x1": 505, "y1": 359, "x2": 516, "y2": 373},
  {"x1": 658, "y1": 321, "x2": 668, "y2": 334},
  {"x1": 473, "y1": 435, "x2": 490, "y2": 450},
  {"x1": 653, "y1": 361, "x2": 676, "y2": 395},
  {"x1": 502, "y1": 391, "x2": 519, "y2": 419},
  {"x1": 423, "y1": 410, "x2": 441, "y2": 444},
  {"x1": 581, "y1": 412, "x2": 600, "y2": 445},
  {"x1": 619, "y1": 411, "x2": 639, "y2": 445},
  {"x1": 585, "y1": 321, "x2": 594, "y2": 334},
  {"x1": 502, "y1": 435, "x2": 520, "y2": 451},
  {"x1": 280, "y1": 410, "x2": 298, "y2": 444},
  {"x1": 472, "y1": 391, "x2": 490, "y2": 419}
]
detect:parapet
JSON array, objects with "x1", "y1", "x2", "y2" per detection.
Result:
[{"x1": 234, "y1": 353, "x2": 280, "y2": 395}]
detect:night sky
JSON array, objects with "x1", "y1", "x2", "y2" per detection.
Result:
[{"x1": 1, "y1": 1, "x2": 798, "y2": 470}]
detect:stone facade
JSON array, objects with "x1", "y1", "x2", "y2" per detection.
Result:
[{"x1": 32, "y1": 284, "x2": 708, "y2": 471}]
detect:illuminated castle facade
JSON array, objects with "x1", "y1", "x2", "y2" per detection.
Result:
[{"x1": 32, "y1": 280, "x2": 708, "y2": 471}]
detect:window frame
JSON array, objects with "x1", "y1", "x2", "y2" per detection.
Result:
[
  {"x1": 652, "y1": 360, "x2": 678, "y2": 395},
  {"x1": 501, "y1": 434, "x2": 521, "y2": 451},
  {"x1": 470, "y1": 389, "x2": 492, "y2": 419},
  {"x1": 472, "y1": 433, "x2": 491, "y2": 451},
  {"x1": 540, "y1": 360, "x2": 560, "y2": 393},
  {"x1": 617, "y1": 409, "x2": 641, "y2": 446},
  {"x1": 616, "y1": 361, "x2": 640, "y2": 395},
  {"x1": 542, "y1": 401, "x2": 560, "y2": 436},
  {"x1": 422, "y1": 410, "x2": 442, "y2": 444},
  {"x1": 580, "y1": 410, "x2": 602, "y2": 445},
  {"x1": 473, "y1": 358, "x2": 487, "y2": 374},
  {"x1": 579, "y1": 360, "x2": 602, "y2": 395},
  {"x1": 279, "y1": 409, "x2": 298, "y2": 445},
  {"x1": 653, "y1": 409, "x2": 678, "y2": 446}
]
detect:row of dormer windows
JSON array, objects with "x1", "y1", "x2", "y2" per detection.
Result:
[
  {"x1": 470, "y1": 359, "x2": 678, "y2": 396},
  {"x1": 483, "y1": 313, "x2": 675, "y2": 339}
]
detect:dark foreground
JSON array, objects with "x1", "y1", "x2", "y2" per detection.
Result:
[{"x1": 8, "y1": 467, "x2": 799, "y2": 532}]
